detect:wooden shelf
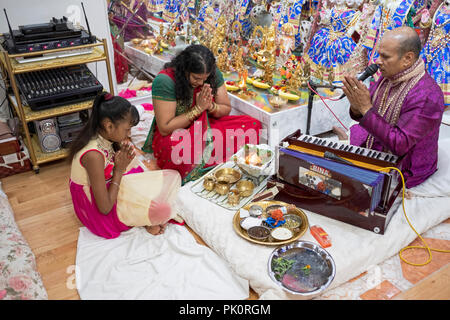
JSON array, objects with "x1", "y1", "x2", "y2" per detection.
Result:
[
  {"x1": 7, "y1": 47, "x2": 106, "y2": 74},
  {"x1": 8, "y1": 94, "x2": 94, "y2": 122},
  {"x1": 0, "y1": 38, "x2": 113, "y2": 173}
]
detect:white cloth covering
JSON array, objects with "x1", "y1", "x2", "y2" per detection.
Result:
[
  {"x1": 75, "y1": 224, "x2": 249, "y2": 300},
  {"x1": 174, "y1": 138, "x2": 450, "y2": 300}
]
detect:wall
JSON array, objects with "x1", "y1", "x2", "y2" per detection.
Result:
[{"x1": 0, "y1": 0, "x2": 117, "y2": 118}]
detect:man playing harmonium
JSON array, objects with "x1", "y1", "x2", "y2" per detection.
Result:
[{"x1": 342, "y1": 26, "x2": 445, "y2": 189}]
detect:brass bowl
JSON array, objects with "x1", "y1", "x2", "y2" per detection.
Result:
[
  {"x1": 247, "y1": 226, "x2": 271, "y2": 241},
  {"x1": 236, "y1": 179, "x2": 255, "y2": 197},
  {"x1": 268, "y1": 95, "x2": 288, "y2": 108},
  {"x1": 214, "y1": 168, "x2": 242, "y2": 184},
  {"x1": 214, "y1": 181, "x2": 231, "y2": 195}
]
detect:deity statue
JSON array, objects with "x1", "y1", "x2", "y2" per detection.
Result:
[
  {"x1": 278, "y1": 0, "x2": 308, "y2": 49},
  {"x1": 363, "y1": 0, "x2": 417, "y2": 65},
  {"x1": 286, "y1": 59, "x2": 312, "y2": 92},
  {"x1": 303, "y1": 60, "x2": 311, "y2": 79},
  {"x1": 306, "y1": 0, "x2": 362, "y2": 81},
  {"x1": 278, "y1": 22, "x2": 296, "y2": 64},
  {"x1": 326, "y1": 66, "x2": 335, "y2": 85},
  {"x1": 230, "y1": 20, "x2": 242, "y2": 45},
  {"x1": 314, "y1": 64, "x2": 326, "y2": 83},
  {"x1": 265, "y1": 22, "x2": 277, "y2": 54},
  {"x1": 421, "y1": 0, "x2": 449, "y2": 107},
  {"x1": 340, "y1": 0, "x2": 375, "y2": 76},
  {"x1": 298, "y1": 18, "x2": 313, "y2": 54},
  {"x1": 413, "y1": 0, "x2": 444, "y2": 44},
  {"x1": 232, "y1": 45, "x2": 245, "y2": 74},
  {"x1": 262, "y1": 51, "x2": 276, "y2": 85},
  {"x1": 216, "y1": 44, "x2": 230, "y2": 73},
  {"x1": 287, "y1": 64, "x2": 305, "y2": 93},
  {"x1": 209, "y1": 15, "x2": 227, "y2": 56},
  {"x1": 159, "y1": 23, "x2": 164, "y2": 39},
  {"x1": 162, "y1": 0, "x2": 181, "y2": 24}
]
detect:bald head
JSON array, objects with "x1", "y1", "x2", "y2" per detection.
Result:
[{"x1": 383, "y1": 26, "x2": 422, "y2": 59}]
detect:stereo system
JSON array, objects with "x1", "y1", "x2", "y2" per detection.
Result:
[
  {"x1": 34, "y1": 118, "x2": 61, "y2": 153},
  {"x1": 34, "y1": 111, "x2": 88, "y2": 153},
  {"x1": 2, "y1": 3, "x2": 96, "y2": 54},
  {"x1": 15, "y1": 64, "x2": 103, "y2": 110}
]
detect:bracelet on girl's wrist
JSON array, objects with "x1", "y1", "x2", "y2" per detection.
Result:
[{"x1": 110, "y1": 181, "x2": 120, "y2": 188}]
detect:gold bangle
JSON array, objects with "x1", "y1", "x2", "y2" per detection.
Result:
[
  {"x1": 186, "y1": 108, "x2": 195, "y2": 122},
  {"x1": 208, "y1": 102, "x2": 219, "y2": 114},
  {"x1": 186, "y1": 105, "x2": 202, "y2": 122},
  {"x1": 110, "y1": 181, "x2": 120, "y2": 188}
]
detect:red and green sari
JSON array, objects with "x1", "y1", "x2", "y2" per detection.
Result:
[{"x1": 142, "y1": 68, "x2": 262, "y2": 184}]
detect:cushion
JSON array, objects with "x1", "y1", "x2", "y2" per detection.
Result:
[{"x1": 0, "y1": 182, "x2": 48, "y2": 300}]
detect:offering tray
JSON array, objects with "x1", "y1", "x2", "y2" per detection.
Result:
[
  {"x1": 190, "y1": 161, "x2": 270, "y2": 211},
  {"x1": 232, "y1": 201, "x2": 309, "y2": 246},
  {"x1": 267, "y1": 241, "x2": 335, "y2": 296}
]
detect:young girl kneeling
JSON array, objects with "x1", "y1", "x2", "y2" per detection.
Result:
[{"x1": 69, "y1": 93, "x2": 182, "y2": 239}]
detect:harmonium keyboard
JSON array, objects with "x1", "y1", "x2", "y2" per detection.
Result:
[{"x1": 268, "y1": 130, "x2": 403, "y2": 234}]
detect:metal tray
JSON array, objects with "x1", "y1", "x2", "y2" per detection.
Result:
[
  {"x1": 232, "y1": 201, "x2": 309, "y2": 246},
  {"x1": 268, "y1": 240, "x2": 336, "y2": 296},
  {"x1": 190, "y1": 161, "x2": 269, "y2": 211}
]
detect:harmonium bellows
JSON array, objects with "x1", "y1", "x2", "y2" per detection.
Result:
[{"x1": 269, "y1": 130, "x2": 403, "y2": 234}]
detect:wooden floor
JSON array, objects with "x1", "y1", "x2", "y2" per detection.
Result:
[{"x1": 1, "y1": 160, "x2": 448, "y2": 300}]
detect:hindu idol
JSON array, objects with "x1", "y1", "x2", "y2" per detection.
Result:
[
  {"x1": 363, "y1": 0, "x2": 416, "y2": 65},
  {"x1": 306, "y1": 0, "x2": 361, "y2": 80},
  {"x1": 340, "y1": 0, "x2": 378, "y2": 77},
  {"x1": 307, "y1": 0, "x2": 361, "y2": 82},
  {"x1": 421, "y1": 0, "x2": 450, "y2": 107}
]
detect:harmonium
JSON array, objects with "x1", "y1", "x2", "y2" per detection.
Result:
[{"x1": 268, "y1": 130, "x2": 403, "y2": 234}]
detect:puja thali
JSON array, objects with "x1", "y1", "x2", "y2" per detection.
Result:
[{"x1": 232, "y1": 201, "x2": 309, "y2": 246}]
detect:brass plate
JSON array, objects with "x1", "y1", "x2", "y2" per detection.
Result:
[{"x1": 233, "y1": 200, "x2": 309, "y2": 246}]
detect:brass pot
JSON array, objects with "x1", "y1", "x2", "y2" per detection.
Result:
[
  {"x1": 203, "y1": 176, "x2": 216, "y2": 191},
  {"x1": 228, "y1": 189, "x2": 241, "y2": 206},
  {"x1": 215, "y1": 181, "x2": 230, "y2": 195},
  {"x1": 236, "y1": 179, "x2": 255, "y2": 197}
]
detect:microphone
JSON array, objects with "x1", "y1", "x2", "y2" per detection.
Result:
[
  {"x1": 323, "y1": 151, "x2": 353, "y2": 165},
  {"x1": 338, "y1": 64, "x2": 379, "y2": 99}
]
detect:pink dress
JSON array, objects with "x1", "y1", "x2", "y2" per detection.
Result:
[
  {"x1": 69, "y1": 135, "x2": 134, "y2": 239},
  {"x1": 69, "y1": 135, "x2": 182, "y2": 239}
]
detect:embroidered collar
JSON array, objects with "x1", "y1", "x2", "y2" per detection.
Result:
[
  {"x1": 97, "y1": 134, "x2": 114, "y2": 150},
  {"x1": 96, "y1": 134, "x2": 115, "y2": 163}
]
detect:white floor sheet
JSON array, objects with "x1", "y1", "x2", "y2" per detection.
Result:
[
  {"x1": 75, "y1": 224, "x2": 249, "y2": 300},
  {"x1": 174, "y1": 137, "x2": 450, "y2": 299},
  {"x1": 74, "y1": 107, "x2": 450, "y2": 300}
]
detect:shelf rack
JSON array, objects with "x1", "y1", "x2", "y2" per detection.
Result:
[{"x1": 0, "y1": 39, "x2": 114, "y2": 173}]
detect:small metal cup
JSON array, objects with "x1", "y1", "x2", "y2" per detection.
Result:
[
  {"x1": 203, "y1": 176, "x2": 216, "y2": 191},
  {"x1": 228, "y1": 189, "x2": 241, "y2": 205},
  {"x1": 215, "y1": 180, "x2": 230, "y2": 195}
]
